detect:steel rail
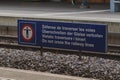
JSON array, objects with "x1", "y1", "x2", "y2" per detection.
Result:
[
  {"x1": 108, "y1": 44, "x2": 120, "y2": 52},
  {"x1": 0, "y1": 35, "x2": 120, "y2": 52},
  {"x1": 0, "y1": 35, "x2": 120, "y2": 60},
  {"x1": 0, "y1": 43, "x2": 120, "y2": 60},
  {"x1": 0, "y1": 35, "x2": 17, "y2": 40}
]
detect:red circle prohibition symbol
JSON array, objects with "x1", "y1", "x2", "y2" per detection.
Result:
[{"x1": 21, "y1": 24, "x2": 34, "y2": 42}]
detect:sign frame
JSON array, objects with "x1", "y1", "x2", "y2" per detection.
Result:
[
  {"x1": 18, "y1": 21, "x2": 37, "y2": 45},
  {"x1": 18, "y1": 20, "x2": 108, "y2": 53}
]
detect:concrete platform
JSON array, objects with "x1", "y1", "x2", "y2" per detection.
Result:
[
  {"x1": 0, "y1": 67, "x2": 97, "y2": 80},
  {"x1": 0, "y1": 2, "x2": 113, "y2": 22},
  {"x1": 0, "y1": 1, "x2": 119, "y2": 35}
]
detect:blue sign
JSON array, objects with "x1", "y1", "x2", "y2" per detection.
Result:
[
  {"x1": 18, "y1": 21, "x2": 37, "y2": 45},
  {"x1": 18, "y1": 20, "x2": 108, "y2": 53}
]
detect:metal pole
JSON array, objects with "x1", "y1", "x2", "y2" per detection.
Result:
[
  {"x1": 41, "y1": 46, "x2": 43, "y2": 56},
  {"x1": 78, "y1": 50, "x2": 82, "y2": 60},
  {"x1": 6, "y1": 27, "x2": 8, "y2": 35}
]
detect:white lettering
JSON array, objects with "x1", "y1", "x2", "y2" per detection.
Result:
[
  {"x1": 74, "y1": 37, "x2": 86, "y2": 42},
  {"x1": 65, "y1": 41, "x2": 71, "y2": 45},
  {"x1": 74, "y1": 32, "x2": 85, "y2": 37},
  {"x1": 54, "y1": 41, "x2": 64, "y2": 45},
  {"x1": 62, "y1": 27, "x2": 78, "y2": 31},
  {"x1": 71, "y1": 42, "x2": 84, "y2": 47},
  {"x1": 42, "y1": 30, "x2": 66, "y2": 35},
  {"x1": 85, "y1": 43, "x2": 94, "y2": 48},
  {"x1": 85, "y1": 29, "x2": 95, "y2": 33},
  {"x1": 86, "y1": 34, "x2": 103, "y2": 38},
  {"x1": 55, "y1": 36, "x2": 72, "y2": 40},
  {"x1": 42, "y1": 34, "x2": 54, "y2": 39},
  {"x1": 42, "y1": 25, "x2": 56, "y2": 30},
  {"x1": 79, "y1": 28, "x2": 84, "y2": 32}
]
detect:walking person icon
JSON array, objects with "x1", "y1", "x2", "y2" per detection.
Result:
[
  {"x1": 21, "y1": 24, "x2": 34, "y2": 41},
  {"x1": 24, "y1": 26, "x2": 32, "y2": 38}
]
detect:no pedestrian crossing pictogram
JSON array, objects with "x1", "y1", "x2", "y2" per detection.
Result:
[
  {"x1": 18, "y1": 21, "x2": 36, "y2": 45},
  {"x1": 21, "y1": 24, "x2": 34, "y2": 41}
]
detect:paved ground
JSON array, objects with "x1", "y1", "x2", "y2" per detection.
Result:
[
  {"x1": 0, "y1": 67, "x2": 97, "y2": 80},
  {"x1": 0, "y1": 1, "x2": 119, "y2": 23},
  {"x1": 0, "y1": 1, "x2": 109, "y2": 12}
]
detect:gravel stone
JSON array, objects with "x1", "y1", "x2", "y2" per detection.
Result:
[{"x1": 0, "y1": 48, "x2": 120, "y2": 80}]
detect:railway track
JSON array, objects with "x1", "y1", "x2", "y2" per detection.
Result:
[
  {"x1": 108, "y1": 44, "x2": 120, "y2": 53},
  {"x1": 0, "y1": 35, "x2": 120, "y2": 60},
  {"x1": 0, "y1": 42, "x2": 120, "y2": 60},
  {"x1": 0, "y1": 35, "x2": 119, "y2": 80},
  {"x1": 0, "y1": 35, "x2": 120, "y2": 52}
]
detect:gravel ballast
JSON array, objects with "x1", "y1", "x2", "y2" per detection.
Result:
[{"x1": 0, "y1": 48, "x2": 119, "y2": 80}]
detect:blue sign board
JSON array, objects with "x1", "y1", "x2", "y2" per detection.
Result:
[{"x1": 18, "y1": 20, "x2": 108, "y2": 53}]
